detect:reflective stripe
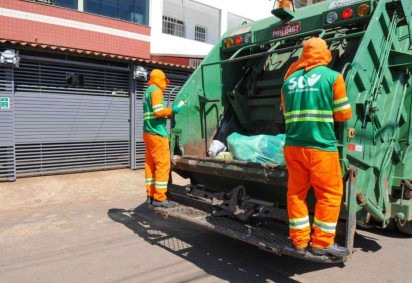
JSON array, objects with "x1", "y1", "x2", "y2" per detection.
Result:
[
  {"x1": 284, "y1": 109, "x2": 333, "y2": 124},
  {"x1": 285, "y1": 116, "x2": 334, "y2": 124},
  {"x1": 284, "y1": 109, "x2": 333, "y2": 117},
  {"x1": 155, "y1": 181, "x2": 168, "y2": 189},
  {"x1": 144, "y1": 112, "x2": 156, "y2": 120},
  {"x1": 153, "y1": 104, "x2": 164, "y2": 112},
  {"x1": 145, "y1": 178, "x2": 155, "y2": 185},
  {"x1": 313, "y1": 217, "x2": 336, "y2": 234},
  {"x1": 333, "y1": 97, "x2": 351, "y2": 112},
  {"x1": 289, "y1": 216, "x2": 310, "y2": 230},
  {"x1": 333, "y1": 97, "x2": 348, "y2": 105}
]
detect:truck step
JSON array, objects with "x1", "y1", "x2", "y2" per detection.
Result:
[{"x1": 152, "y1": 204, "x2": 346, "y2": 263}]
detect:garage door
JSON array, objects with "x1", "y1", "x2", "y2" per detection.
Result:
[
  {"x1": 0, "y1": 65, "x2": 15, "y2": 181},
  {"x1": 13, "y1": 58, "x2": 131, "y2": 177}
]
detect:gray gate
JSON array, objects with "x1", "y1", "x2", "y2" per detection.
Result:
[
  {"x1": 13, "y1": 58, "x2": 131, "y2": 177},
  {"x1": 0, "y1": 65, "x2": 15, "y2": 181},
  {"x1": 0, "y1": 50, "x2": 193, "y2": 181}
]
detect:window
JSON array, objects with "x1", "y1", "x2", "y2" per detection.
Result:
[
  {"x1": 189, "y1": 59, "x2": 203, "y2": 69},
  {"x1": 31, "y1": 0, "x2": 78, "y2": 9},
  {"x1": 120, "y1": 0, "x2": 134, "y2": 22},
  {"x1": 194, "y1": 26, "x2": 206, "y2": 42},
  {"x1": 162, "y1": 16, "x2": 185, "y2": 38},
  {"x1": 84, "y1": 0, "x2": 149, "y2": 25},
  {"x1": 101, "y1": 0, "x2": 119, "y2": 18},
  {"x1": 85, "y1": 0, "x2": 118, "y2": 18},
  {"x1": 32, "y1": 0, "x2": 53, "y2": 4},
  {"x1": 131, "y1": 0, "x2": 149, "y2": 25},
  {"x1": 54, "y1": 0, "x2": 77, "y2": 9}
]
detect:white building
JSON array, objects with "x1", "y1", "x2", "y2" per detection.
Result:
[
  {"x1": 3, "y1": 0, "x2": 274, "y2": 68},
  {"x1": 149, "y1": 0, "x2": 275, "y2": 67}
]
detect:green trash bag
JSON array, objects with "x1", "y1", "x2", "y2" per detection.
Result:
[{"x1": 226, "y1": 132, "x2": 286, "y2": 165}]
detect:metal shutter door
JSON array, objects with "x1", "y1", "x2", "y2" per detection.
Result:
[
  {"x1": 0, "y1": 65, "x2": 15, "y2": 181},
  {"x1": 14, "y1": 59, "x2": 130, "y2": 177}
]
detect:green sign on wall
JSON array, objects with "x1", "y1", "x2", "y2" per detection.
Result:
[{"x1": 1, "y1": 97, "x2": 10, "y2": 110}]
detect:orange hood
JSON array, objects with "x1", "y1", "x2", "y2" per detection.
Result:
[
  {"x1": 284, "y1": 37, "x2": 332, "y2": 80},
  {"x1": 148, "y1": 69, "x2": 170, "y2": 91}
]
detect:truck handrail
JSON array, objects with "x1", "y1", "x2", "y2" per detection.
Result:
[
  {"x1": 228, "y1": 29, "x2": 326, "y2": 61},
  {"x1": 167, "y1": 86, "x2": 182, "y2": 107},
  {"x1": 341, "y1": 62, "x2": 353, "y2": 80},
  {"x1": 200, "y1": 30, "x2": 366, "y2": 98}
]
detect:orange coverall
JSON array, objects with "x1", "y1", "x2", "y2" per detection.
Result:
[
  {"x1": 281, "y1": 38, "x2": 352, "y2": 249},
  {"x1": 144, "y1": 70, "x2": 172, "y2": 202}
]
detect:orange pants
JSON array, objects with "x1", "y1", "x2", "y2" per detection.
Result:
[
  {"x1": 143, "y1": 132, "x2": 170, "y2": 201},
  {"x1": 284, "y1": 146, "x2": 343, "y2": 249}
]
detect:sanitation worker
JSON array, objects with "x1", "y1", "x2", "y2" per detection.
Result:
[
  {"x1": 277, "y1": 0, "x2": 293, "y2": 9},
  {"x1": 143, "y1": 69, "x2": 182, "y2": 208},
  {"x1": 281, "y1": 37, "x2": 352, "y2": 257}
]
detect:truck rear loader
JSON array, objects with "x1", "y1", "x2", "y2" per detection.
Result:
[{"x1": 155, "y1": 0, "x2": 412, "y2": 263}]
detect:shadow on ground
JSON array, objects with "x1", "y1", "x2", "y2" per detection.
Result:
[
  {"x1": 352, "y1": 224, "x2": 410, "y2": 253},
  {"x1": 107, "y1": 204, "x2": 370, "y2": 282}
]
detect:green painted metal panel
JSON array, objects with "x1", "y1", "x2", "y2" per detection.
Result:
[{"x1": 170, "y1": 0, "x2": 412, "y2": 234}]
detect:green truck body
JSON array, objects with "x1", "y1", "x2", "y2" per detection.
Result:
[{"x1": 158, "y1": 0, "x2": 412, "y2": 262}]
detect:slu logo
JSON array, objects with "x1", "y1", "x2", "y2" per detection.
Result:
[{"x1": 288, "y1": 73, "x2": 322, "y2": 90}]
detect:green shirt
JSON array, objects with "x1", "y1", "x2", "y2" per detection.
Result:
[
  {"x1": 143, "y1": 85, "x2": 168, "y2": 137},
  {"x1": 281, "y1": 66, "x2": 339, "y2": 151}
]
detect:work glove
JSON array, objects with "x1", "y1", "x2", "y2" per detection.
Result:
[{"x1": 172, "y1": 105, "x2": 182, "y2": 114}]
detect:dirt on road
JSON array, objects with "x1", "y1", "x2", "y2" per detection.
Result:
[{"x1": 1, "y1": 169, "x2": 412, "y2": 283}]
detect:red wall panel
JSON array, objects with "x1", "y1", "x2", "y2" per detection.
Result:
[
  {"x1": 0, "y1": 0, "x2": 151, "y2": 59},
  {"x1": 151, "y1": 56, "x2": 190, "y2": 67}
]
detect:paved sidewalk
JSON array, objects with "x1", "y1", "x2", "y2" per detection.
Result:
[{"x1": 0, "y1": 169, "x2": 188, "y2": 213}]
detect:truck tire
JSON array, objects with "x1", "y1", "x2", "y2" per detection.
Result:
[{"x1": 396, "y1": 220, "x2": 412, "y2": 235}]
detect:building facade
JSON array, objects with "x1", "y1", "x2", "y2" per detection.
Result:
[
  {"x1": 0, "y1": 0, "x2": 273, "y2": 181},
  {"x1": 0, "y1": 0, "x2": 193, "y2": 181},
  {"x1": 150, "y1": 0, "x2": 274, "y2": 67}
]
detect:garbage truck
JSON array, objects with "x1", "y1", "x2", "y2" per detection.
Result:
[{"x1": 154, "y1": 0, "x2": 412, "y2": 263}]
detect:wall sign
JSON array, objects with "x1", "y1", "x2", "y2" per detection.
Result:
[{"x1": 0, "y1": 97, "x2": 10, "y2": 110}]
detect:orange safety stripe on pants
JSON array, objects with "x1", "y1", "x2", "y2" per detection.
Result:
[
  {"x1": 284, "y1": 146, "x2": 343, "y2": 249},
  {"x1": 143, "y1": 132, "x2": 170, "y2": 201}
]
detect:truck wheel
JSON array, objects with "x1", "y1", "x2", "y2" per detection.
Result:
[{"x1": 396, "y1": 220, "x2": 412, "y2": 235}]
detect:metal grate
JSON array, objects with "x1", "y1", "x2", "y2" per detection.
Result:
[
  {"x1": 0, "y1": 146, "x2": 15, "y2": 181},
  {"x1": 14, "y1": 61, "x2": 130, "y2": 97},
  {"x1": 13, "y1": 59, "x2": 130, "y2": 178},
  {"x1": 15, "y1": 141, "x2": 129, "y2": 177},
  {"x1": 155, "y1": 204, "x2": 344, "y2": 263},
  {"x1": 0, "y1": 55, "x2": 194, "y2": 180},
  {"x1": 0, "y1": 65, "x2": 15, "y2": 181}
]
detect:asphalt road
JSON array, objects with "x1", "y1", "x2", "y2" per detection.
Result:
[{"x1": 0, "y1": 169, "x2": 411, "y2": 283}]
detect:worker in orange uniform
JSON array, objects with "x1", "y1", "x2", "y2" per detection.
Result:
[
  {"x1": 143, "y1": 69, "x2": 183, "y2": 208},
  {"x1": 277, "y1": 0, "x2": 293, "y2": 9},
  {"x1": 281, "y1": 38, "x2": 352, "y2": 257}
]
